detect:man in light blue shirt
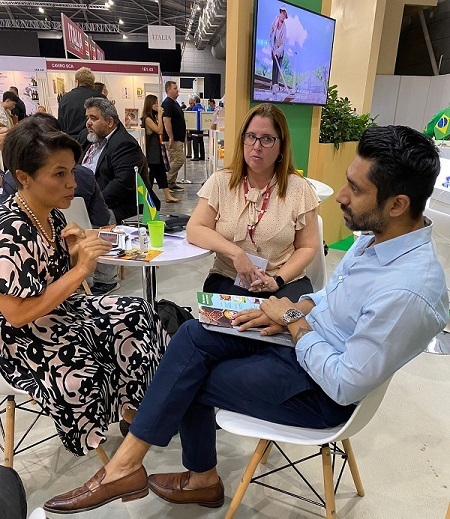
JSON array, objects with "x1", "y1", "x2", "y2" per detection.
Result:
[{"x1": 44, "y1": 126, "x2": 449, "y2": 514}]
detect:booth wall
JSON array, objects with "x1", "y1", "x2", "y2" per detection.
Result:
[{"x1": 0, "y1": 31, "x2": 40, "y2": 57}]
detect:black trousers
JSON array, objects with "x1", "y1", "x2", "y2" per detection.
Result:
[
  {"x1": 203, "y1": 272, "x2": 313, "y2": 301},
  {"x1": 191, "y1": 131, "x2": 205, "y2": 160}
]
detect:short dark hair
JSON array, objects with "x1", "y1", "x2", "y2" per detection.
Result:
[
  {"x1": 358, "y1": 125, "x2": 440, "y2": 219},
  {"x1": 9, "y1": 86, "x2": 18, "y2": 95},
  {"x1": 164, "y1": 80, "x2": 177, "y2": 92},
  {"x1": 84, "y1": 97, "x2": 120, "y2": 126},
  {"x1": 93, "y1": 82, "x2": 105, "y2": 93},
  {"x1": 29, "y1": 112, "x2": 61, "y2": 131},
  {"x1": 2, "y1": 117, "x2": 81, "y2": 185},
  {"x1": 3, "y1": 91, "x2": 18, "y2": 103}
]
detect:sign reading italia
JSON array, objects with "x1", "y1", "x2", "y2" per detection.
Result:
[
  {"x1": 61, "y1": 14, "x2": 105, "y2": 60},
  {"x1": 148, "y1": 25, "x2": 176, "y2": 50}
]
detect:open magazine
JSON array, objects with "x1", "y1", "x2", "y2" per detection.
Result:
[{"x1": 197, "y1": 292, "x2": 294, "y2": 347}]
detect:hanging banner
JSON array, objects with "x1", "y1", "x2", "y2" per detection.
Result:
[
  {"x1": 61, "y1": 14, "x2": 85, "y2": 59},
  {"x1": 61, "y1": 14, "x2": 105, "y2": 60},
  {"x1": 148, "y1": 25, "x2": 176, "y2": 50}
]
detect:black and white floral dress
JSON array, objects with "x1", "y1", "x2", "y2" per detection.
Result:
[{"x1": 0, "y1": 198, "x2": 169, "y2": 456}]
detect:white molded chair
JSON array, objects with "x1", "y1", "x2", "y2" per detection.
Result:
[
  {"x1": 60, "y1": 196, "x2": 92, "y2": 230},
  {"x1": 216, "y1": 377, "x2": 392, "y2": 519},
  {"x1": 306, "y1": 215, "x2": 327, "y2": 292}
]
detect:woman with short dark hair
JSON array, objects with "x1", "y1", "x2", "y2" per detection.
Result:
[{"x1": 0, "y1": 117, "x2": 169, "y2": 456}]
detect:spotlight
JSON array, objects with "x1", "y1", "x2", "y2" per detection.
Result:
[
  {"x1": 122, "y1": 34, "x2": 128, "y2": 39},
  {"x1": 119, "y1": 18, "x2": 124, "y2": 25},
  {"x1": 38, "y1": 7, "x2": 44, "y2": 13}
]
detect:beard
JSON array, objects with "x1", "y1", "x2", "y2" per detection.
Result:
[
  {"x1": 341, "y1": 204, "x2": 386, "y2": 234},
  {"x1": 87, "y1": 132, "x2": 100, "y2": 143}
]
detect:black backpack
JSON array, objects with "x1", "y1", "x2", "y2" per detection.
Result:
[{"x1": 156, "y1": 299, "x2": 195, "y2": 337}]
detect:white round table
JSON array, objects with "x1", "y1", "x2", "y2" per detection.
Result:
[
  {"x1": 98, "y1": 236, "x2": 212, "y2": 305},
  {"x1": 306, "y1": 178, "x2": 334, "y2": 202}
]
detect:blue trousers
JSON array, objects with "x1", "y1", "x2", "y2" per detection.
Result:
[{"x1": 130, "y1": 320, "x2": 355, "y2": 473}]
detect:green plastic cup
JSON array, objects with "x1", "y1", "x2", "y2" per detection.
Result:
[{"x1": 147, "y1": 221, "x2": 165, "y2": 248}]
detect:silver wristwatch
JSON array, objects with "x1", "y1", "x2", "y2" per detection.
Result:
[{"x1": 282, "y1": 308, "x2": 305, "y2": 325}]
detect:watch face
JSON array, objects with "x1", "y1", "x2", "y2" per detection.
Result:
[{"x1": 282, "y1": 308, "x2": 304, "y2": 325}]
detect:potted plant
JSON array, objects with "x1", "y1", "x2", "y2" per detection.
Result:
[
  {"x1": 320, "y1": 85, "x2": 377, "y2": 150},
  {"x1": 312, "y1": 85, "x2": 377, "y2": 244}
]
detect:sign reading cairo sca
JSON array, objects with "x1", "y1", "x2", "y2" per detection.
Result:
[{"x1": 148, "y1": 25, "x2": 176, "y2": 50}]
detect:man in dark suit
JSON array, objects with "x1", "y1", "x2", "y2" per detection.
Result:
[
  {"x1": 58, "y1": 67, "x2": 105, "y2": 138},
  {"x1": 82, "y1": 97, "x2": 148, "y2": 224}
]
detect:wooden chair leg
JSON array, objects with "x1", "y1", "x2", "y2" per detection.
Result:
[
  {"x1": 96, "y1": 445, "x2": 109, "y2": 466},
  {"x1": 321, "y1": 444, "x2": 337, "y2": 519},
  {"x1": 82, "y1": 280, "x2": 92, "y2": 295},
  {"x1": 120, "y1": 266, "x2": 125, "y2": 280},
  {"x1": 341, "y1": 438, "x2": 364, "y2": 496},
  {"x1": 225, "y1": 439, "x2": 270, "y2": 519},
  {"x1": 3, "y1": 396, "x2": 16, "y2": 468},
  {"x1": 445, "y1": 503, "x2": 450, "y2": 519},
  {"x1": 259, "y1": 441, "x2": 273, "y2": 465}
]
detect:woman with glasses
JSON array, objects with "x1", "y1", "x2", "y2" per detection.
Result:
[{"x1": 187, "y1": 103, "x2": 320, "y2": 299}]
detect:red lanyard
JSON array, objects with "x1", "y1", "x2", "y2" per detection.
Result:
[{"x1": 243, "y1": 176, "x2": 272, "y2": 245}]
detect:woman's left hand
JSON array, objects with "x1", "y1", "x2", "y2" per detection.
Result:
[
  {"x1": 61, "y1": 223, "x2": 97, "y2": 253},
  {"x1": 248, "y1": 269, "x2": 278, "y2": 293}
]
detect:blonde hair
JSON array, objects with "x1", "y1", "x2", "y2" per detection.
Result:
[
  {"x1": 75, "y1": 67, "x2": 95, "y2": 88},
  {"x1": 227, "y1": 103, "x2": 296, "y2": 199}
]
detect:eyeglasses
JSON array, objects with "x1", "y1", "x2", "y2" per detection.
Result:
[{"x1": 243, "y1": 132, "x2": 280, "y2": 148}]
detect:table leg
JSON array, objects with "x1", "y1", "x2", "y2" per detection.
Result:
[{"x1": 143, "y1": 265, "x2": 157, "y2": 307}]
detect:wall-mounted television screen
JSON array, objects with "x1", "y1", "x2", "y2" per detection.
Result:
[{"x1": 251, "y1": 0, "x2": 335, "y2": 106}]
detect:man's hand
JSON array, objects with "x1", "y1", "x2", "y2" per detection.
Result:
[
  {"x1": 231, "y1": 308, "x2": 286, "y2": 336},
  {"x1": 260, "y1": 296, "x2": 296, "y2": 326}
]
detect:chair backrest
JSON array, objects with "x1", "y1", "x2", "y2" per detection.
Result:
[
  {"x1": 60, "y1": 197, "x2": 92, "y2": 230},
  {"x1": 330, "y1": 376, "x2": 393, "y2": 443},
  {"x1": 305, "y1": 215, "x2": 327, "y2": 292},
  {"x1": 0, "y1": 372, "x2": 28, "y2": 397}
]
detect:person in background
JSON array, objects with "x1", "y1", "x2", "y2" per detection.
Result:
[
  {"x1": 161, "y1": 81, "x2": 186, "y2": 193},
  {"x1": 57, "y1": 67, "x2": 105, "y2": 138},
  {"x1": 141, "y1": 94, "x2": 180, "y2": 203},
  {"x1": 43, "y1": 125, "x2": 448, "y2": 516},
  {"x1": 9, "y1": 87, "x2": 27, "y2": 121},
  {"x1": 269, "y1": 4, "x2": 288, "y2": 92},
  {"x1": 0, "y1": 118, "x2": 170, "y2": 458},
  {"x1": 81, "y1": 97, "x2": 150, "y2": 295},
  {"x1": 187, "y1": 103, "x2": 320, "y2": 300},
  {"x1": 184, "y1": 97, "x2": 196, "y2": 159},
  {"x1": 180, "y1": 101, "x2": 187, "y2": 111},
  {"x1": 190, "y1": 96, "x2": 205, "y2": 162},
  {"x1": 37, "y1": 105, "x2": 47, "y2": 113},
  {"x1": 207, "y1": 99, "x2": 216, "y2": 112},
  {"x1": 0, "y1": 92, "x2": 18, "y2": 129},
  {"x1": 93, "y1": 82, "x2": 108, "y2": 97}
]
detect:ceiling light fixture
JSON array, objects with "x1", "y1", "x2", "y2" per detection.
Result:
[
  {"x1": 122, "y1": 34, "x2": 128, "y2": 39},
  {"x1": 118, "y1": 18, "x2": 124, "y2": 25},
  {"x1": 108, "y1": 0, "x2": 114, "y2": 5},
  {"x1": 38, "y1": 7, "x2": 44, "y2": 13}
]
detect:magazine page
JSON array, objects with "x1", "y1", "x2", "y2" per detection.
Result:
[
  {"x1": 197, "y1": 292, "x2": 264, "y2": 327},
  {"x1": 197, "y1": 292, "x2": 293, "y2": 347}
]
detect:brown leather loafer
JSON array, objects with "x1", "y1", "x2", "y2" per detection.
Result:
[
  {"x1": 43, "y1": 466, "x2": 149, "y2": 514},
  {"x1": 147, "y1": 471, "x2": 224, "y2": 508}
]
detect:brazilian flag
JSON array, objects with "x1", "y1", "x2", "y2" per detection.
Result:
[
  {"x1": 424, "y1": 107, "x2": 450, "y2": 140},
  {"x1": 136, "y1": 175, "x2": 159, "y2": 224}
]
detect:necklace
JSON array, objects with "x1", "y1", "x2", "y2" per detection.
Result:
[{"x1": 15, "y1": 192, "x2": 56, "y2": 243}]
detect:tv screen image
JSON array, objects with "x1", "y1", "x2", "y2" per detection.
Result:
[{"x1": 252, "y1": 0, "x2": 335, "y2": 106}]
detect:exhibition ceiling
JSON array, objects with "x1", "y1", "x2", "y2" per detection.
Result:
[{"x1": 0, "y1": 0, "x2": 216, "y2": 43}]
